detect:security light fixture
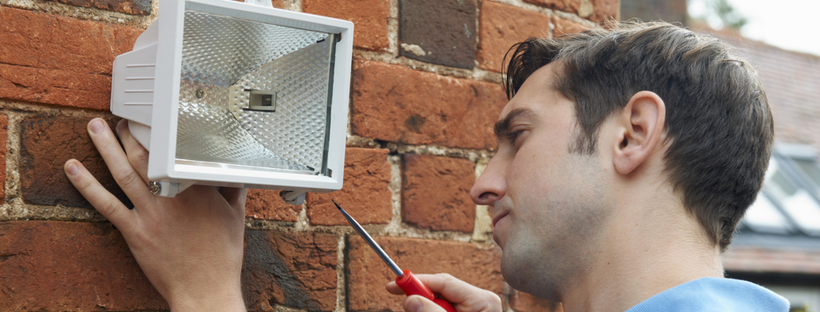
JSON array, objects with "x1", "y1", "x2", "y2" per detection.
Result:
[{"x1": 110, "y1": 0, "x2": 353, "y2": 205}]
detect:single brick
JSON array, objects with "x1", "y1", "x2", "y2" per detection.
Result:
[
  {"x1": 524, "y1": 0, "x2": 618, "y2": 23},
  {"x1": 243, "y1": 230, "x2": 338, "y2": 311},
  {"x1": 0, "y1": 115, "x2": 6, "y2": 205},
  {"x1": 0, "y1": 221, "x2": 167, "y2": 311},
  {"x1": 399, "y1": 0, "x2": 477, "y2": 69},
  {"x1": 47, "y1": 0, "x2": 151, "y2": 15},
  {"x1": 346, "y1": 236, "x2": 503, "y2": 311},
  {"x1": 477, "y1": 1, "x2": 551, "y2": 72},
  {"x1": 246, "y1": 189, "x2": 302, "y2": 221},
  {"x1": 303, "y1": 0, "x2": 390, "y2": 51},
  {"x1": 351, "y1": 60, "x2": 506, "y2": 150},
  {"x1": 588, "y1": 0, "x2": 620, "y2": 24},
  {"x1": 510, "y1": 290, "x2": 563, "y2": 312},
  {"x1": 402, "y1": 154, "x2": 475, "y2": 232},
  {"x1": 0, "y1": 7, "x2": 142, "y2": 110},
  {"x1": 307, "y1": 148, "x2": 392, "y2": 226},
  {"x1": 524, "y1": 0, "x2": 589, "y2": 17},
  {"x1": 552, "y1": 15, "x2": 588, "y2": 37},
  {"x1": 20, "y1": 116, "x2": 133, "y2": 209}
]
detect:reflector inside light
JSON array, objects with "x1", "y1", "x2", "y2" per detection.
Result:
[{"x1": 175, "y1": 9, "x2": 335, "y2": 175}]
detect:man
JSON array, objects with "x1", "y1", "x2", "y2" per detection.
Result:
[
  {"x1": 64, "y1": 21, "x2": 786, "y2": 312},
  {"x1": 386, "y1": 22, "x2": 787, "y2": 311}
]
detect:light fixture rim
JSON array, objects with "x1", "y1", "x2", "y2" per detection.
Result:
[{"x1": 144, "y1": 0, "x2": 354, "y2": 192}]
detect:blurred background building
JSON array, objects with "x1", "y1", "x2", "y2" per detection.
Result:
[{"x1": 621, "y1": 1, "x2": 820, "y2": 311}]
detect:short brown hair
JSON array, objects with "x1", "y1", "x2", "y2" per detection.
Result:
[{"x1": 504, "y1": 21, "x2": 774, "y2": 251}]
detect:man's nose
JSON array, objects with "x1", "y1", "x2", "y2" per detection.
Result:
[{"x1": 470, "y1": 157, "x2": 506, "y2": 206}]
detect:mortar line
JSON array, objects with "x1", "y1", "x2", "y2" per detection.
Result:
[
  {"x1": 335, "y1": 232, "x2": 347, "y2": 312},
  {"x1": 387, "y1": 0, "x2": 400, "y2": 56}
]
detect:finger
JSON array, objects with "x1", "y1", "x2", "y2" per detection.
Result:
[
  {"x1": 405, "y1": 273, "x2": 501, "y2": 311},
  {"x1": 64, "y1": 159, "x2": 135, "y2": 232},
  {"x1": 386, "y1": 281, "x2": 405, "y2": 295},
  {"x1": 87, "y1": 118, "x2": 154, "y2": 208},
  {"x1": 404, "y1": 295, "x2": 446, "y2": 312},
  {"x1": 115, "y1": 119, "x2": 150, "y2": 184}
]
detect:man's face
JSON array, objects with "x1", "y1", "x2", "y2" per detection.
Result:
[{"x1": 470, "y1": 64, "x2": 613, "y2": 299}]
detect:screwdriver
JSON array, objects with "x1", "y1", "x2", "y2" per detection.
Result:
[{"x1": 333, "y1": 200, "x2": 457, "y2": 312}]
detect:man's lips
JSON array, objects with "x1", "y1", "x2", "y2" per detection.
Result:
[{"x1": 492, "y1": 210, "x2": 510, "y2": 228}]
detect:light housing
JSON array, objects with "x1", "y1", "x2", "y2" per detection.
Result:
[{"x1": 110, "y1": 0, "x2": 353, "y2": 204}]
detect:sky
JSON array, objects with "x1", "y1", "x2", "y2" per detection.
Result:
[{"x1": 688, "y1": 0, "x2": 820, "y2": 56}]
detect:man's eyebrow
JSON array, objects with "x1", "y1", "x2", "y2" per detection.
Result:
[{"x1": 494, "y1": 108, "x2": 536, "y2": 138}]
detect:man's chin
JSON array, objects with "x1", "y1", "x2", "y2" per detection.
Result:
[
  {"x1": 501, "y1": 258, "x2": 561, "y2": 301},
  {"x1": 500, "y1": 257, "x2": 528, "y2": 293}
]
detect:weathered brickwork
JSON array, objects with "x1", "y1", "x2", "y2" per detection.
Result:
[
  {"x1": 0, "y1": 0, "x2": 617, "y2": 311},
  {"x1": 242, "y1": 231, "x2": 339, "y2": 311},
  {"x1": 20, "y1": 116, "x2": 132, "y2": 209},
  {"x1": 351, "y1": 60, "x2": 506, "y2": 150},
  {"x1": 524, "y1": 0, "x2": 593, "y2": 18},
  {"x1": 524, "y1": 0, "x2": 620, "y2": 23},
  {"x1": 399, "y1": 0, "x2": 478, "y2": 68},
  {"x1": 0, "y1": 115, "x2": 6, "y2": 205},
  {"x1": 303, "y1": 0, "x2": 391, "y2": 51},
  {"x1": 0, "y1": 222, "x2": 167, "y2": 311},
  {"x1": 0, "y1": 222, "x2": 339, "y2": 311},
  {"x1": 477, "y1": 1, "x2": 552, "y2": 72},
  {"x1": 246, "y1": 189, "x2": 301, "y2": 221},
  {"x1": 307, "y1": 147, "x2": 392, "y2": 226},
  {"x1": 0, "y1": 7, "x2": 142, "y2": 110},
  {"x1": 553, "y1": 15, "x2": 589, "y2": 37},
  {"x1": 402, "y1": 153, "x2": 476, "y2": 232},
  {"x1": 46, "y1": 0, "x2": 151, "y2": 15},
  {"x1": 346, "y1": 236, "x2": 504, "y2": 311}
]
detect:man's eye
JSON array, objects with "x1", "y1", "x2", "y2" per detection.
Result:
[{"x1": 505, "y1": 130, "x2": 525, "y2": 149}]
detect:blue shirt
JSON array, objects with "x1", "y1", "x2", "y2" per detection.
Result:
[{"x1": 627, "y1": 277, "x2": 789, "y2": 312}]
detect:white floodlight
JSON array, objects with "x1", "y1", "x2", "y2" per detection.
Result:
[{"x1": 110, "y1": 0, "x2": 353, "y2": 205}]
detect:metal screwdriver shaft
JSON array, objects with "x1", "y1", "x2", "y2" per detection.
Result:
[{"x1": 333, "y1": 200, "x2": 404, "y2": 277}]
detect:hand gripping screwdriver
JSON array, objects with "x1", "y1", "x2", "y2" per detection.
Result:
[{"x1": 333, "y1": 200, "x2": 457, "y2": 312}]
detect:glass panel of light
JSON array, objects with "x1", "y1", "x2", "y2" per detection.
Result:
[{"x1": 175, "y1": 9, "x2": 334, "y2": 176}]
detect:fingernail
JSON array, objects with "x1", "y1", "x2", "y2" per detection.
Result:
[
  {"x1": 66, "y1": 162, "x2": 79, "y2": 176},
  {"x1": 90, "y1": 119, "x2": 104, "y2": 134},
  {"x1": 406, "y1": 297, "x2": 423, "y2": 312},
  {"x1": 116, "y1": 119, "x2": 127, "y2": 133}
]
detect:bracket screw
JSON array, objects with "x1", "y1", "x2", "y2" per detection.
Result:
[{"x1": 149, "y1": 181, "x2": 161, "y2": 195}]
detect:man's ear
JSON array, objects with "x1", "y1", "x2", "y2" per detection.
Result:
[{"x1": 612, "y1": 91, "x2": 666, "y2": 175}]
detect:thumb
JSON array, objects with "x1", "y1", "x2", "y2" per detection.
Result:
[{"x1": 404, "y1": 295, "x2": 447, "y2": 312}]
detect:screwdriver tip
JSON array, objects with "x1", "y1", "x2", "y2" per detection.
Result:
[{"x1": 332, "y1": 199, "x2": 342, "y2": 209}]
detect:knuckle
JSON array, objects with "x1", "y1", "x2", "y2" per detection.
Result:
[
  {"x1": 436, "y1": 273, "x2": 455, "y2": 282},
  {"x1": 99, "y1": 197, "x2": 121, "y2": 214},
  {"x1": 135, "y1": 148, "x2": 149, "y2": 164},
  {"x1": 128, "y1": 148, "x2": 150, "y2": 170},
  {"x1": 76, "y1": 174, "x2": 97, "y2": 192},
  {"x1": 115, "y1": 169, "x2": 142, "y2": 187},
  {"x1": 96, "y1": 132, "x2": 117, "y2": 149},
  {"x1": 490, "y1": 293, "x2": 502, "y2": 305}
]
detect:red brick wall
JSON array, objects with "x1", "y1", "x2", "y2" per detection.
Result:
[{"x1": 0, "y1": 0, "x2": 617, "y2": 311}]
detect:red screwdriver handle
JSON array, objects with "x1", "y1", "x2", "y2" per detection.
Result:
[{"x1": 395, "y1": 270, "x2": 457, "y2": 312}]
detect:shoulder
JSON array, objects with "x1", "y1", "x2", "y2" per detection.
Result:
[{"x1": 626, "y1": 277, "x2": 790, "y2": 312}]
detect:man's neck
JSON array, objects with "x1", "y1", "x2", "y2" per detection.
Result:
[{"x1": 560, "y1": 189, "x2": 724, "y2": 312}]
